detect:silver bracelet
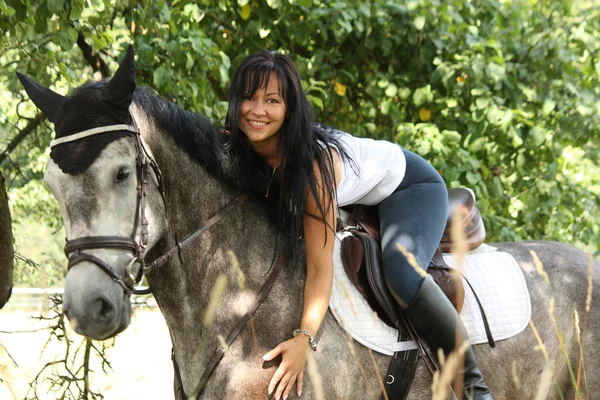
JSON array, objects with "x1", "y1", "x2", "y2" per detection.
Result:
[{"x1": 293, "y1": 329, "x2": 318, "y2": 351}]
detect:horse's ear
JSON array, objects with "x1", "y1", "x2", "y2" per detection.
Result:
[
  {"x1": 101, "y1": 45, "x2": 136, "y2": 109},
  {"x1": 16, "y1": 72, "x2": 65, "y2": 123}
]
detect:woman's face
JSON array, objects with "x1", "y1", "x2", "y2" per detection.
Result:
[{"x1": 239, "y1": 71, "x2": 286, "y2": 151}]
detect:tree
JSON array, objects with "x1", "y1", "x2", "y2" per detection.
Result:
[{"x1": 1, "y1": 0, "x2": 599, "y2": 292}]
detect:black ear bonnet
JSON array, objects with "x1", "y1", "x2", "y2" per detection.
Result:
[
  {"x1": 49, "y1": 85, "x2": 132, "y2": 174},
  {"x1": 18, "y1": 45, "x2": 137, "y2": 175}
]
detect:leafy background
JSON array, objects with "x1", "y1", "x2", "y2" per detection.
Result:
[{"x1": 1, "y1": 0, "x2": 599, "y2": 287}]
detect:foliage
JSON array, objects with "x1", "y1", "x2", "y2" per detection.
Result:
[{"x1": 1, "y1": 0, "x2": 599, "y2": 292}]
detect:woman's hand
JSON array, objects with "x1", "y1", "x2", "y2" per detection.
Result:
[{"x1": 263, "y1": 334, "x2": 311, "y2": 399}]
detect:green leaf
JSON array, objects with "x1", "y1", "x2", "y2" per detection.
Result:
[
  {"x1": 307, "y1": 95, "x2": 323, "y2": 110},
  {"x1": 0, "y1": 3, "x2": 16, "y2": 16},
  {"x1": 475, "y1": 97, "x2": 489, "y2": 110},
  {"x1": 47, "y1": 0, "x2": 64, "y2": 13},
  {"x1": 398, "y1": 87, "x2": 411, "y2": 100},
  {"x1": 528, "y1": 126, "x2": 546, "y2": 147},
  {"x1": 153, "y1": 66, "x2": 170, "y2": 89},
  {"x1": 542, "y1": 99, "x2": 556, "y2": 116},
  {"x1": 56, "y1": 25, "x2": 78, "y2": 51},
  {"x1": 442, "y1": 130, "x2": 461, "y2": 143},
  {"x1": 159, "y1": 3, "x2": 170, "y2": 22},
  {"x1": 266, "y1": 0, "x2": 281, "y2": 8},
  {"x1": 186, "y1": 53, "x2": 194, "y2": 71},
  {"x1": 238, "y1": 0, "x2": 250, "y2": 6},
  {"x1": 365, "y1": 122, "x2": 376, "y2": 134},
  {"x1": 69, "y1": 0, "x2": 85, "y2": 19},
  {"x1": 219, "y1": 51, "x2": 231, "y2": 69},
  {"x1": 413, "y1": 85, "x2": 433, "y2": 107},
  {"x1": 486, "y1": 107, "x2": 505, "y2": 126},
  {"x1": 381, "y1": 99, "x2": 390, "y2": 115},
  {"x1": 413, "y1": 16, "x2": 425, "y2": 30},
  {"x1": 385, "y1": 83, "x2": 397, "y2": 97},
  {"x1": 338, "y1": 18, "x2": 353, "y2": 33},
  {"x1": 298, "y1": 0, "x2": 312, "y2": 7},
  {"x1": 259, "y1": 28, "x2": 271, "y2": 38},
  {"x1": 466, "y1": 171, "x2": 478, "y2": 185}
]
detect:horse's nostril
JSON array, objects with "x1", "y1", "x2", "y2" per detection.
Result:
[
  {"x1": 100, "y1": 298, "x2": 114, "y2": 318},
  {"x1": 91, "y1": 295, "x2": 115, "y2": 319}
]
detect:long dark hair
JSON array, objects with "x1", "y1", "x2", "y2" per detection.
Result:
[{"x1": 225, "y1": 51, "x2": 352, "y2": 261}]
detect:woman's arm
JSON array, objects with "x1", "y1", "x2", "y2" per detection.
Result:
[{"x1": 263, "y1": 151, "x2": 342, "y2": 400}]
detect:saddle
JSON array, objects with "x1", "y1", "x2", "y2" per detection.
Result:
[
  {"x1": 339, "y1": 188, "x2": 490, "y2": 399},
  {"x1": 340, "y1": 188, "x2": 485, "y2": 317}
]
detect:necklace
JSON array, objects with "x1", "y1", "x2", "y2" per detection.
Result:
[{"x1": 265, "y1": 166, "x2": 277, "y2": 198}]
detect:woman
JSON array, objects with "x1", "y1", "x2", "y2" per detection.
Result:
[{"x1": 224, "y1": 50, "x2": 493, "y2": 400}]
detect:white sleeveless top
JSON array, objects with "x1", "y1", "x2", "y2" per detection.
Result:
[{"x1": 331, "y1": 131, "x2": 406, "y2": 206}]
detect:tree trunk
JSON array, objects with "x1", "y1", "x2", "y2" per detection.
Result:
[{"x1": 0, "y1": 171, "x2": 14, "y2": 308}]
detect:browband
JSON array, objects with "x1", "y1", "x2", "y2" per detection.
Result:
[{"x1": 50, "y1": 124, "x2": 139, "y2": 148}]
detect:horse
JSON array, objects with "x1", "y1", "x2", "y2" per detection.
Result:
[{"x1": 17, "y1": 47, "x2": 600, "y2": 399}]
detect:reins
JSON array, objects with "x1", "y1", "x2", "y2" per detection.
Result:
[
  {"x1": 186, "y1": 254, "x2": 286, "y2": 398},
  {"x1": 142, "y1": 192, "x2": 250, "y2": 276}
]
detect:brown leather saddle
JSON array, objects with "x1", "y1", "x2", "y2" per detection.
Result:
[
  {"x1": 340, "y1": 188, "x2": 485, "y2": 317},
  {"x1": 338, "y1": 188, "x2": 492, "y2": 399}
]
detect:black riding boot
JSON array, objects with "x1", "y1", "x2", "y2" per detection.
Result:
[{"x1": 402, "y1": 276, "x2": 493, "y2": 400}]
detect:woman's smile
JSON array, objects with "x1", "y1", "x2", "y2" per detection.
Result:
[{"x1": 247, "y1": 120, "x2": 269, "y2": 128}]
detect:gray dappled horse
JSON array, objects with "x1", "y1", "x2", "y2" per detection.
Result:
[{"x1": 18, "y1": 48, "x2": 600, "y2": 399}]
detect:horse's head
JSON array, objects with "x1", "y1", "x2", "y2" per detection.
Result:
[{"x1": 18, "y1": 47, "x2": 166, "y2": 339}]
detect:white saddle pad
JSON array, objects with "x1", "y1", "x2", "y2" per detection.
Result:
[{"x1": 329, "y1": 231, "x2": 531, "y2": 356}]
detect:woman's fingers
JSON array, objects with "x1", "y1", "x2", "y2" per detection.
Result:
[
  {"x1": 268, "y1": 365, "x2": 285, "y2": 396},
  {"x1": 297, "y1": 370, "x2": 304, "y2": 396},
  {"x1": 263, "y1": 344, "x2": 283, "y2": 361},
  {"x1": 274, "y1": 372, "x2": 294, "y2": 400},
  {"x1": 281, "y1": 373, "x2": 298, "y2": 400}
]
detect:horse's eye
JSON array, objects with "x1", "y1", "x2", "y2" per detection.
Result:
[{"x1": 116, "y1": 167, "x2": 131, "y2": 183}]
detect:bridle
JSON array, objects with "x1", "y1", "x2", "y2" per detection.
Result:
[
  {"x1": 53, "y1": 116, "x2": 163, "y2": 296},
  {"x1": 54, "y1": 111, "x2": 284, "y2": 397},
  {"x1": 53, "y1": 114, "x2": 247, "y2": 296}
]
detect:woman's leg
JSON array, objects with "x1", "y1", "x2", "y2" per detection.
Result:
[
  {"x1": 378, "y1": 149, "x2": 448, "y2": 307},
  {"x1": 378, "y1": 149, "x2": 493, "y2": 400}
]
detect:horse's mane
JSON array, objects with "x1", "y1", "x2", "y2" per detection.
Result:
[{"x1": 131, "y1": 86, "x2": 238, "y2": 187}]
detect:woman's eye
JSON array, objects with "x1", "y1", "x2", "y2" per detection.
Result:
[{"x1": 116, "y1": 168, "x2": 131, "y2": 183}]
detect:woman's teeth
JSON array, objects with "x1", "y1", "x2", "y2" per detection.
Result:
[{"x1": 250, "y1": 121, "x2": 267, "y2": 127}]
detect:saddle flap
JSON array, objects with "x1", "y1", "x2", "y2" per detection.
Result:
[
  {"x1": 340, "y1": 234, "x2": 466, "y2": 332},
  {"x1": 356, "y1": 231, "x2": 401, "y2": 328},
  {"x1": 341, "y1": 235, "x2": 365, "y2": 297}
]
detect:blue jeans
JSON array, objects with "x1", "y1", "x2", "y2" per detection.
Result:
[{"x1": 377, "y1": 149, "x2": 449, "y2": 306}]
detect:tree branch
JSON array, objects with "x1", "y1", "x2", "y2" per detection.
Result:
[
  {"x1": 0, "y1": 113, "x2": 46, "y2": 166},
  {"x1": 76, "y1": 31, "x2": 110, "y2": 78}
]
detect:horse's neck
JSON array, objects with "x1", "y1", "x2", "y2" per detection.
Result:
[{"x1": 144, "y1": 125, "x2": 283, "y2": 392}]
